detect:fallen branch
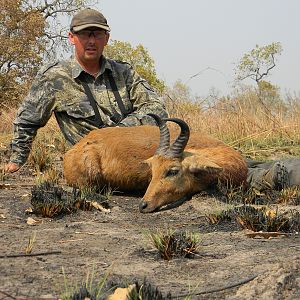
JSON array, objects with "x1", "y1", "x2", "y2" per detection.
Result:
[
  {"x1": 0, "y1": 290, "x2": 16, "y2": 300},
  {"x1": 0, "y1": 290, "x2": 58, "y2": 300},
  {"x1": 0, "y1": 251, "x2": 61, "y2": 259},
  {"x1": 174, "y1": 274, "x2": 258, "y2": 298}
]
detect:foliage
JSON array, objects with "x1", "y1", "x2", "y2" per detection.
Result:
[
  {"x1": 0, "y1": 0, "x2": 46, "y2": 108},
  {"x1": 164, "y1": 80, "x2": 202, "y2": 126},
  {"x1": 166, "y1": 80, "x2": 194, "y2": 105},
  {"x1": 0, "y1": 0, "x2": 92, "y2": 108},
  {"x1": 235, "y1": 42, "x2": 282, "y2": 85},
  {"x1": 234, "y1": 43, "x2": 288, "y2": 140},
  {"x1": 105, "y1": 40, "x2": 165, "y2": 94}
]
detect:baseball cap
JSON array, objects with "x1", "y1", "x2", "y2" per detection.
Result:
[{"x1": 70, "y1": 8, "x2": 110, "y2": 32}]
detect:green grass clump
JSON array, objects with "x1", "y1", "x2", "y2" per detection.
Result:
[
  {"x1": 60, "y1": 267, "x2": 111, "y2": 300},
  {"x1": 147, "y1": 229, "x2": 201, "y2": 261}
]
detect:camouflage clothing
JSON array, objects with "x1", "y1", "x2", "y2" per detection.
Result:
[
  {"x1": 246, "y1": 158, "x2": 300, "y2": 191},
  {"x1": 10, "y1": 56, "x2": 168, "y2": 166}
]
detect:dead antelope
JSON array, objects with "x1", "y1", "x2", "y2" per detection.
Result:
[{"x1": 63, "y1": 114, "x2": 247, "y2": 213}]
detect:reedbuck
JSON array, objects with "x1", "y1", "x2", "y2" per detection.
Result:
[{"x1": 63, "y1": 114, "x2": 247, "y2": 213}]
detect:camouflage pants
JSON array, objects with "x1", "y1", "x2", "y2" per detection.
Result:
[{"x1": 246, "y1": 158, "x2": 300, "y2": 191}]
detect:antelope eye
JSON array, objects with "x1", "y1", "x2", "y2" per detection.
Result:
[{"x1": 165, "y1": 168, "x2": 179, "y2": 177}]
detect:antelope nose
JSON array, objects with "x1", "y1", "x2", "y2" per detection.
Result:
[{"x1": 139, "y1": 200, "x2": 148, "y2": 212}]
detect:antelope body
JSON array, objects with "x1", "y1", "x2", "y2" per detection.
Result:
[{"x1": 63, "y1": 115, "x2": 247, "y2": 213}]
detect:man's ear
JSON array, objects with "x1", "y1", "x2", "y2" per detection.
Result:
[
  {"x1": 104, "y1": 32, "x2": 110, "y2": 46},
  {"x1": 68, "y1": 31, "x2": 75, "y2": 45},
  {"x1": 182, "y1": 153, "x2": 223, "y2": 175}
]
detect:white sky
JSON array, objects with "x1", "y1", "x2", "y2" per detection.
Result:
[{"x1": 87, "y1": 0, "x2": 300, "y2": 97}]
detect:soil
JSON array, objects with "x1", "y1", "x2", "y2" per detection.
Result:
[{"x1": 1, "y1": 168, "x2": 300, "y2": 300}]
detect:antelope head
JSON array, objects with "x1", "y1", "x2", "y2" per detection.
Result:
[{"x1": 139, "y1": 114, "x2": 223, "y2": 213}]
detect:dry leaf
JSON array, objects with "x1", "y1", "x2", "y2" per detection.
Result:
[
  {"x1": 0, "y1": 183, "x2": 12, "y2": 189},
  {"x1": 265, "y1": 209, "x2": 276, "y2": 219},
  {"x1": 90, "y1": 201, "x2": 110, "y2": 213},
  {"x1": 25, "y1": 207, "x2": 33, "y2": 213},
  {"x1": 0, "y1": 214, "x2": 6, "y2": 219},
  {"x1": 26, "y1": 217, "x2": 43, "y2": 225},
  {"x1": 107, "y1": 284, "x2": 135, "y2": 300},
  {"x1": 21, "y1": 193, "x2": 30, "y2": 198}
]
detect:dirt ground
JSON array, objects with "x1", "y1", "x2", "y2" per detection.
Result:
[{"x1": 1, "y1": 167, "x2": 300, "y2": 300}]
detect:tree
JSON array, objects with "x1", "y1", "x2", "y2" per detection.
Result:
[
  {"x1": 0, "y1": 0, "x2": 92, "y2": 109},
  {"x1": 164, "y1": 80, "x2": 201, "y2": 119},
  {"x1": 235, "y1": 42, "x2": 287, "y2": 127},
  {"x1": 105, "y1": 40, "x2": 165, "y2": 94},
  {"x1": 235, "y1": 42, "x2": 283, "y2": 105},
  {"x1": 235, "y1": 42, "x2": 282, "y2": 86},
  {"x1": 0, "y1": 0, "x2": 46, "y2": 108}
]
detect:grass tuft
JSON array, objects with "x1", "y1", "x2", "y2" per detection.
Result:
[
  {"x1": 128, "y1": 278, "x2": 172, "y2": 300},
  {"x1": 277, "y1": 186, "x2": 300, "y2": 205},
  {"x1": 60, "y1": 266, "x2": 112, "y2": 300},
  {"x1": 24, "y1": 231, "x2": 37, "y2": 254},
  {"x1": 30, "y1": 181, "x2": 110, "y2": 218},
  {"x1": 206, "y1": 205, "x2": 300, "y2": 233},
  {"x1": 146, "y1": 229, "x2": 201, "y2": 261}
]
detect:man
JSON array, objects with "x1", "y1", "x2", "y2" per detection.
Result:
[{"x1": 4, "y1": 8, "x2": 168, "y2": 173}]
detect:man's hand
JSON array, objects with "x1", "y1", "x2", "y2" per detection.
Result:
[{"x1": 3, "y1": 162, "x2": 20, "y2": 173}]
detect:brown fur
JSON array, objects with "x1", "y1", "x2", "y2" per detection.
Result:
[{"x1": 63, "y1": 125, "x2": 247, "y2": 212}]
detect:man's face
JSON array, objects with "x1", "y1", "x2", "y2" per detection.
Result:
[{"x1": 68, "y1": 27, "x2": 110, "y2": 65}]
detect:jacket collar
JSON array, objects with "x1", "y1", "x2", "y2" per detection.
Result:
[{"x1": 71, "y1": 55, "x2": 113, "y2": 79}]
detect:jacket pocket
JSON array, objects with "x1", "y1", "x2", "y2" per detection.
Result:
[{"x1": 59, "y1": 98, "x2": 95, "y2": 119}]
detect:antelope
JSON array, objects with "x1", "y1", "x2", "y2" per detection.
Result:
[{"x1": 63, "y1": 114, "x2": 248, "y2": 213}]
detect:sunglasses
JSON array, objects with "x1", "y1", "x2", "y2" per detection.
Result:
[{"x1": 74, "y1": 30, "x2": 107, "y2": 40}]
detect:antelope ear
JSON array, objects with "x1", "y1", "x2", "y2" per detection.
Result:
[
  {"x1": 182, "y1": 153, "x2": 223, "y2": 174},
  {"x1": 142, "y1": 157, "x2": 153, "y2": 166}
]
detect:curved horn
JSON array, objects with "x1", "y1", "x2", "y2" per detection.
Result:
[
  {"x1": 148, "y1": 113, "x2": 170, "y2": 155},
  {"x1": 165, "y1": 117, "x2": 190, "y2": 158}
]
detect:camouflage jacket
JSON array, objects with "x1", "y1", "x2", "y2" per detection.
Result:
[{"x1": 10, "y1": 56, "x2": 168, "y2": 166}]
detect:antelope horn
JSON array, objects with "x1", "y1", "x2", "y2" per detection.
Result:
[
  {"x1": 165, "y1": 117, "x2": 190, "y2": 158},
  {"x1": 148, "y1": 113, "x2": 170, "y2": 155}
]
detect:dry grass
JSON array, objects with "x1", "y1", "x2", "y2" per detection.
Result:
[
  {"x1": 277, "y1": 186, "x2": 300, "y2": 205},
  {"x1": 1, "y1": 87, "x2": 299, "y2": 164},
  {"x1": 24, "y1": 231, "x2": 37, "y2": 254},
  {"x1": 206, "y1": 205, "x2": 300, "y2": 233},
  {"x1": 165, "y1": 87, "x2": 300, "y2": 160},
  {"x1": 0, "y1": 108, "x2": 16, "y2": 134}
]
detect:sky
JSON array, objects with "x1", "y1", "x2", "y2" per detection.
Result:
[{"x1": 86, "y1": 0, "x2": 300, "y2": 97}]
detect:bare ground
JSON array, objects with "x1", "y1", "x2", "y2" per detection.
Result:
[{"x1": 1, "y1": 169, "x2": 300, "y2": 300}]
